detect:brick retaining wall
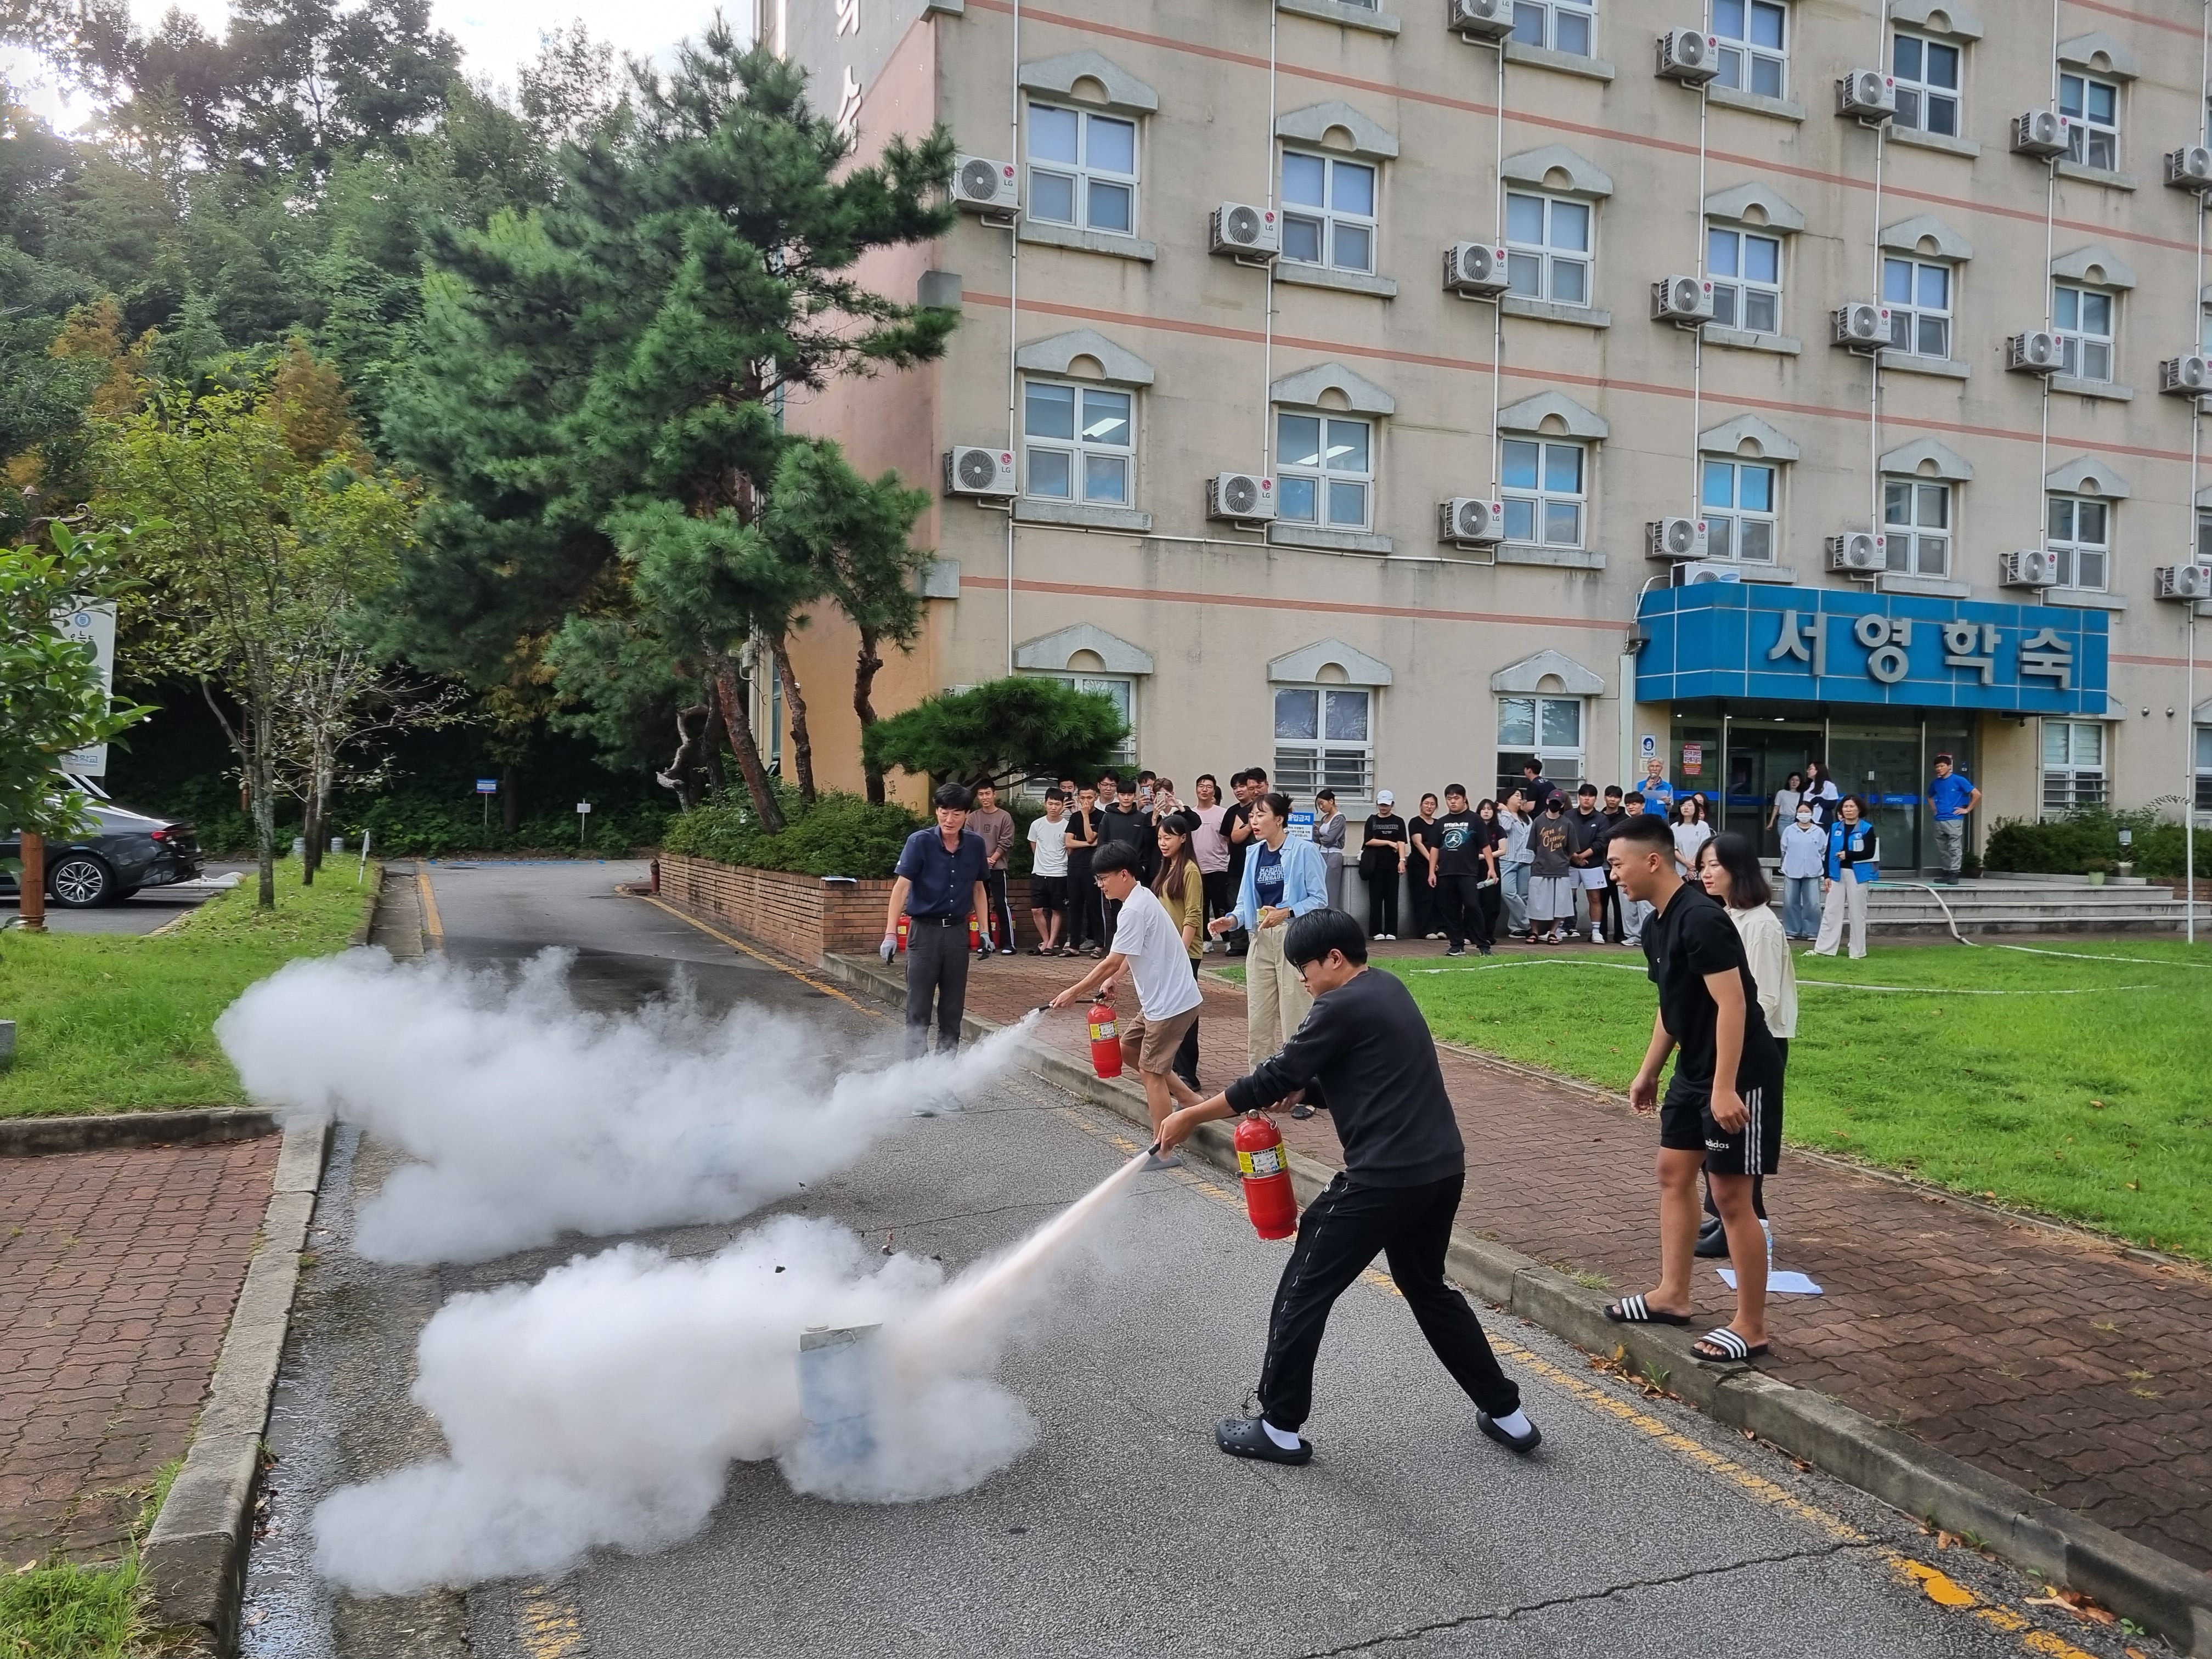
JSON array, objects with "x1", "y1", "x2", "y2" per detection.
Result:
[{"x1": 658, "y1": 853, "x2": 1048, "y2": 961}]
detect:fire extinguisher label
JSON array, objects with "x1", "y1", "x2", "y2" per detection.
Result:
[
  {"x1": 1089, "y1": 1019, "x2": 1118, "y2": 1042},
  {"x1": 1239, "y1": 1147, "x2": 1285, "y2": 1178}
]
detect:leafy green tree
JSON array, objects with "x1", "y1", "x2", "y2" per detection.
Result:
[
  {"x1": 375, "y1": 30, "x2": 957, "y2": 831},
  {"x1": 862, "y1": 678, "x2": 1128, "y2": 795}
]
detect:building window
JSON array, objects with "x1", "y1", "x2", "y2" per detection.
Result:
[
  {"x1": 1701, "y1": 459, "x2": 1778, "y2": 562},
  {"x1": 2059, "y1": 74, "x2": 2119, "y2": 171},
  {"x1": 2196, "y1": 724, "x2": 2212, "y2": 814},
  {"x1": 1883, "y1": 256, "x2": 1952, "y2": 358},
  {"x1": 2042, "y1": 720, "x2": 2106, "y2": 814},
  {"x1": 1891, "y1": 31, "x2": 1960, "y2": 135},
  {"x1": 1028, "y1": 672, "x2": 1137, "y2": 766},
  {"x1": 2053, "y1": 285, "x2": 2114, "y2": 382},
  {"x1": 1501, "y1": 438, "x2": 1586, "y2": 548},
  {"x1": 1278, "y1": 411, "x2": 1373, "y2": 530},
  {"x1": 1708, "y1": 226, "x2": 1781, "y2": 333},
  {"x1": 1713, "y1": 0, "x2": 1787, "y2": 99},
  {"x1": 1281, "y1": 150, "x2": 1376, "y2": 275},
  {"x1": 1026, "y1": 103, "x2": 1138, "y2": 235},
  {"x1": 1882, "y1": 477, "x2": 1951, "y2": 577},
  {"x1": 1274, "y1": 685, "x2": 1373, "y2": 802},
  {"x1": 2199, "y1": 504, "x2": 2212, "y2": 561},
  {"x1": 1022, "y1": 380, "x2": 1134, "y2": 505},
  {"x1": 2046, "y1": 494, "x2": 2109, "y2": 592},
  {"x1": 1511, "y1": 0, "x2": 1594, "y2": 57},
  {"x1": 1496, "y1": 696, "x2": 1583, "y2": 799},
  {"x1": 1505, "y1": 191, "x2": 1592, "y2": 306}
]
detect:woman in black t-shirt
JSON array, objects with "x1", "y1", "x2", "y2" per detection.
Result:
[
  {"x1": 1404, "y1": 792, "x2": 1441, "y2": 940},
  {"x1": 1359, "y1": 795, "x2": 1410, "y2": 939}
]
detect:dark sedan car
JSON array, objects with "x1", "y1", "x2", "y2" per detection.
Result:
[{"x1": 2, "y1": 803, "x2": 205, "y2": 907}]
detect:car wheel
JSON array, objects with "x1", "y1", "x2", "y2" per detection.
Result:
[{"x1": 47, "y1": 854, "x2": 114, "y2": 908}]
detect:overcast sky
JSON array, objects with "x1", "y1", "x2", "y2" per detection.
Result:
[{"x1": 6, "y1": 0, "x2": 735, "y2": 128}]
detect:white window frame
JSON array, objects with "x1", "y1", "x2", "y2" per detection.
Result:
[
  {"x1": 1883, "y1": 256, "x2": 1953, "y2": 359},
  {"x1": 1890, "y1": 29, "x2": 1962, "y2": 136},
  {"x1": 1713, "y1": 0, "x2": 1788, "y2": 100},
  {"x1": 1701, "y1": 457, "x2": 1779, "y2": 563},
  {"x1": 1280, "y1": 148, "x2": 1378, "y2": 276},
  {"x1": 2045, "y1": 493, "x2": 2110, "y2": 593},
  {"x1": 1510, "y1": 0, "x2": 1595, "y2": 57},
  {"x1": 1024, "y1": 101, "x2": 1139, "y2": 237},
  {"x1": 1882, "y1": 476, "x2": 1952, "y2": 577},
  {"x1": 2053, "y1": 284, "x2": 2114, "y2": 382},
  {"x1": 1020, "y1": 377, "x2": 1136, "y2": 507},
  {"x1": 1504, "y1": 190, "x2": 1593, "y2": 307},
  {"x1": 1276, "y1": 409, "x2": 1374, "y2": 532},
  {"x1": 1028, "y1": 671, "x2": 1137, "y2": 768},
  {"x1": 2198, "y1": 504, "x2": 2212, "y2": 562},
  {"x1": 1496, "y1": 696, "x2": 1585, "y2": 800},
  {"x1": 2059, "y1": 73, "x2": 2119, "y2": 171},
  {"x1": 1707, "y1": 224, "x2": 1781, "y2": 335},
  {"x1": 2195, "y1": 724, "x2": 2212, "y2": 815},
  {"x1": 2041, "y1": 720, "x2": 2106, "y2": 814},
  {"x1": 1273, "y1": 684, "x2": 1375, "y2": 804},
  {"x1": 1500, "y1": 436, "x2": 1588, "y2": 549}
]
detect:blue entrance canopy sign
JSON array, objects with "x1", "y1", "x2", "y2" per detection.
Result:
[{"x1": 1634, "y1": 585, "x2": 2111, "y2": 716}]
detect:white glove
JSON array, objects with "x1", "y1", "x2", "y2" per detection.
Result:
[{"x1": 880, "y1": 934, "x2": 898, "y2": 963}]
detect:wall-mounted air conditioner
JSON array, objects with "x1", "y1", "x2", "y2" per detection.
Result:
[
  {"x1": 1837, "y1": 70, "x2": 1896, "y2": 123},
  {"x1": 1832, "y1": 302, "x2": 1891, "y2": 351},
  {"x1": 2154, "y1": 563, "x2": 2212, "y2": 600},
  {"x1": 2006, "y1": 330, "x2": 2064, "y2": 374},
  {"x1": 944, "y1": 446, "x2": 1017, "y2": 498},
  {"x1": 1443, "y1": 242, "x2": 1511, "y2": 297},
  {"x1": 2001, "y1": 549, "x2": 2060, "y2": 588},
  {"x1": 1449, "y1": 0, "x2": 1515, "y2": 41},
  {"x1": 1440, "y1": 497, "x2": 1506, "y2": 545},
  {"x1": 1681, "y1": 564, "x2": 1744, "y2": 585},
  {"x1": 951, "y1": 155, "x2": 1018, "y2": 212},
  {"x1": 2165, "y1": 147, "x2": 2212, "y2": 191},
  {"x1": 1647, "y1": 517, "x2": 1708, "y2": 561},
  {"x1": 2160, "y1": 354, "x2": 2212, "y2": 396},
  {"x1": 1652, "y1": 274, "x2": 1714, "y2": 326},
  {"x1": 1655, "y1": 28, "x2": 1719, "y2": 83},
  {"x1": 1826, "y1": 531, "x2": 1886, "y2": 572},
  {"x1": 1208, "y1": 471, "x2": 1277, "y2": 523},
  {"x1": 2009, "y1": 110, "x2": 2072, "y2": 158},
  {"x1": 1210, "y1": 201, "x2": 1279, "y2": 261}
]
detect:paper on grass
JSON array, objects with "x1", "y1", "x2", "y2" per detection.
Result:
[{"x1": 1718, "y1": 1267, "x2": 1823, "y2": 1295}]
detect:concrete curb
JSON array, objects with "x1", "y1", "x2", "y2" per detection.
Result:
[
  {"x1": 819, "y1": 949, "x2": 2212, "y2": 1658},
  {"x1": 142, "y1": 1116, "x2": 329, "y2": 1655},
  {"x1": 0, "y1": 1108, "x2": 279, "y2": 1158}
]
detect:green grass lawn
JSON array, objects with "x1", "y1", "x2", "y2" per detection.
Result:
[
  {"x1": 0, "y1": 1464, "x2": 176, "y2": 1657},
  {"x1": 0, "y1": 864, "x2": 376, "y2": 1118},
  {"x1": 1217, "y1": 941, "x2": 2212, "y2": 1260}
]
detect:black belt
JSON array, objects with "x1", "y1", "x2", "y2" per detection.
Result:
[{"x1": 909, "y1": 914, "x2": 964, "y2": 927}]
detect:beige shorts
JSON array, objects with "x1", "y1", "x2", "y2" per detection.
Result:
[{"x1": 1123, "y1": 1003, "x2": 1200, "y2": 1075}]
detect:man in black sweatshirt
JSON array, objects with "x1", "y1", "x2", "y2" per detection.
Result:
[{"x1": 1156, "y1": 909, "x2": 1537, "y2": 1465}]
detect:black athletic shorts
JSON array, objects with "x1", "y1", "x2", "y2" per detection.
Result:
[
  {"x1": 1030, "y1": 874, "x2": 1069, "y2": 914},
  {"x1": 1660, "y1": 1072, "x2": 1784, "y2": 1176}
]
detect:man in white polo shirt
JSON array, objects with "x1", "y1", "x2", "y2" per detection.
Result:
[{"x1": 1049, "y1": 841, "x2": 1205, "y2": 1164}]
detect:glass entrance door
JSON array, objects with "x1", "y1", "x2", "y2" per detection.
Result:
[
  {"x1": 1828, "y1": 719, "x2": 1925, "y2": 871},
  {"x1": 1722, "y1": 719, "x2": 1826, "y2": 856}
]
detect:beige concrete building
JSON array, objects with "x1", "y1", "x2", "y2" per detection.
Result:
[{"x1": 763, "y1": 0, "x2": 2212, "y2": 865}]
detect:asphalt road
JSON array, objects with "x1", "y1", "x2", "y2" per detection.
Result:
[
  {"x1": 0, "y1": 862, "x2": 250, "y2": 934},
  {"x1": 240, "y1": 861, "x2": 2141, "y2": 1659}
]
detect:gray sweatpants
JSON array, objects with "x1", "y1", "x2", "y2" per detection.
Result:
[
  {"x1": 903, "y1": 918, "x2": 971, "y2": 1056},
  {"x1": 1933, "y1": 818, "x2": 1965, "y2": 877}
]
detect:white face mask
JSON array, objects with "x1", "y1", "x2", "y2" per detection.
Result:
[{"x1": 1796, "y1": 811, "x2": 1814, "y2": 824}]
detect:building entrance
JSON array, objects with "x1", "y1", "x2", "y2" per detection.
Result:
[{"x1": 1720, "y1": 718, "x2": 1827, "y2": 857}]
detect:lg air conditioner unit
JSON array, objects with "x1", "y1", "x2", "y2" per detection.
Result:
[
  {"x1": 1210, "y1": 201, "x2": 1280, "y2": 261},
  {"x1": 950, "y1": 154, "x2": 1018, "y2": 213},
  {"x1": 944, "y1": 445, "x2": 1017, "y2": 498},
  {"x1": 1647, "y1": 517, "x2": 1709, "y2": 561},
  {"x1": 2155, "y1": 562, "x2": 2212, "y2": 600},
  {"x1": 2001, "y1": 548, "x2": 2061, "y2": 589},
  {"x1": 1681, "y1": 563, "x2": 1744, "y2": 585},
  {"x1": 1448, "y1": 0, "x2": 1514, "y2": 41},
  {"x1": 2160, "y1": 354, "x2": 2212, "y2": 396},
  {"x1": 1443, "y1": 241, "x2": 1511, "y2": 297},
  {"x1": 1837, "y1": 70, "x2": 1897, "y2": 123},
  {"x1": 1655, "y1": 28, "x2": 1719, "y2": 83},
  {"x1": 2166, "y1": 147, "x2": 2212, "y2": 191},
  {"x1": 1652, "y1": 274, "x2": 1715, "y2": 326},
  {"x1": 1208, "y1": 471, "x2": 1277, "y2": 523},
  {"x1": 1439, "y1": 496, "x2": 1506, "y2": 545},
  {"x1": 1826, "y1": 531, "x2": 1886, "y2": 573},
  {"x1": 2006, "y1": 330, "x2": 2064, "y2": 374},
  {"x1": 2010, "y1": 110, "x2": 2072, "y2": 158},
  {"x1": 1832, "y1": 302, "x2": 1891, "y2": 351}
]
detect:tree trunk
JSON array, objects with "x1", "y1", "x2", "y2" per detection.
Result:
[
  {"x1": 301, "y1": 788, "x2": 320, "y2": 886},
  {"x1": 501, "y1": 764, "x2": 519, "y2": 836},
  {"x1": 251, "y1": 725, "x2": 278, "y2": 911},
  {"x1": 710, "y1": 648, "x2": 785, "y2": 833},
  {"x1": 772, "y1": 635, "x2": 816, "y2": 807},
  {"x1": 854, "y1": 628, "x2": 887, "y2": 806}
]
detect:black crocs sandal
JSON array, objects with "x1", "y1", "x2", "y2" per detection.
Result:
[
  {"x1": 1692, "y1": 1327, "x2": 1770, "y2": 1364},
  {"x1": 1604, "y1": 1294, "x2": 1691, "y2": 1327}
]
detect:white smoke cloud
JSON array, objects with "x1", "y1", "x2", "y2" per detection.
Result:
[
  {"x1": 216, "y1": 948, "x2": 1037, "y2": 1264},
  {"x1": 312, "y1": 1190, "x2": 1151, "y2": 1595}
]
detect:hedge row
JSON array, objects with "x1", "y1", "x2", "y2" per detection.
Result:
[
  {"x1": 662, "y1": 787, "x2": 923, "y2": 878},
  {"x1": 1985, "y1": 805, "x2": 2211, "y2": 878}
]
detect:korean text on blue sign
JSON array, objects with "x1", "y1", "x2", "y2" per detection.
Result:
[{"x1": 1633, "y1": 585, "x2": 2109, "y2": 715}]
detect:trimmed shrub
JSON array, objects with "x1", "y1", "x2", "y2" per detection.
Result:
[
  {"x1": 663, "y1": 786, "x2": 923, "y2": 878},
  {"x1": 1984, "y1": 803, "x2": 2210, "y2": 879}
]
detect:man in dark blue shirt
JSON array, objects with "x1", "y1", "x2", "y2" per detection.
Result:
[{"x1": 882, "y1": 783, "x2": 992, "y2": 1056}]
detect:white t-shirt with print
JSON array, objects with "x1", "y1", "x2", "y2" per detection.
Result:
[
  {"x1": 1028, "y1": 814, "x2": 1070, "y2": 877},
  {"x1": 1110, "y1": 885, "x2": 1205, "y2": 1022}
]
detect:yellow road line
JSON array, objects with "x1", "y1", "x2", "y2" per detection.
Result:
[
  {"x1": 415, "y1": 865, "x2": 443, "y2": 953},
  {"x1": 624, "y1": 890, "x2": 877, "y2": 1014},
  {"x1": 515, "y1": 1582, "x2": 588, "y2": 1657}
]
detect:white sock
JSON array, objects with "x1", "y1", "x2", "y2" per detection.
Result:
[
  {"x1": 1261, "y1": 1418, "x2": 1302, "y2": 1449},
  {"x1": 1491, "y1": 1407, "x2": 1533, "y2": 1437}
]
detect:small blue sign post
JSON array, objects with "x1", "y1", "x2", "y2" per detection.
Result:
[{"x1": 476, "y1": 777, "x2": 497, "y2": 838}]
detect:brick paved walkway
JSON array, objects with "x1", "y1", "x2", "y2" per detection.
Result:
[
  {"x1": 0, "y1": 1137, "x2": 278, "y2": 1564},
  {"x1": 923, "y1": 940, "x2": 2212, "y2": 1573}
]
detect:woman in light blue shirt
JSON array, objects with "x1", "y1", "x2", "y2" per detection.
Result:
[
  {"x1": 1498, "y1": 789, "x2": 1534, "y2": 940},
  {"x1": 1776, "y1": 803, "x2": 1828, "y2": 940},
  {"x1": 1209, "y1": 789, "x2": 1330, "y2": 1087}
]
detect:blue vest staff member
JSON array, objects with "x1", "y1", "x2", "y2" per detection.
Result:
[
  {"x1": 882, "y1": 783, "x2": 992, "y2": 1057},
  {"x1": 1156, "y1": 909, "x2": 1538, "y2": 1465}
]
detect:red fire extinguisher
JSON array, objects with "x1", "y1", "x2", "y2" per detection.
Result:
[
  {"x1": 895, "y1": 915, "x2": 910, "y2": 955},
  {"x1": 1086, "y1": 1000, "x2": 1124, "y2": 1079},
  {"x1": 1235, "y1": 1113, "x2": 1298, "y2": 1240}
]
